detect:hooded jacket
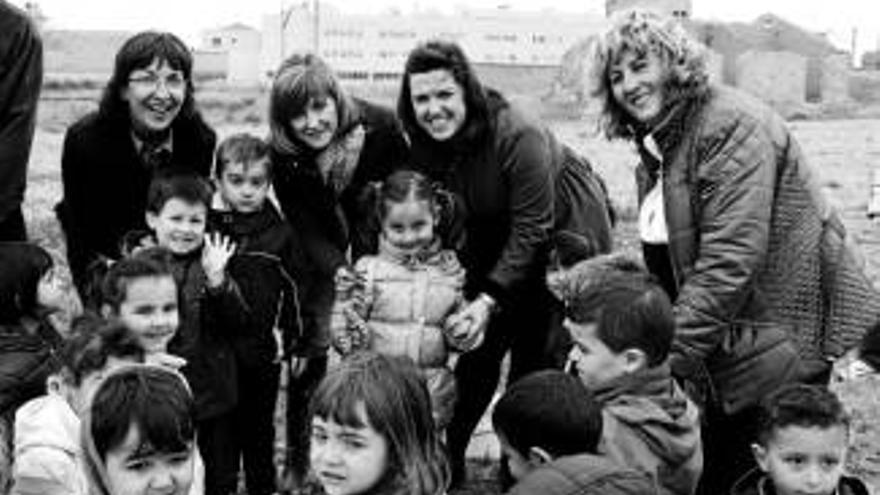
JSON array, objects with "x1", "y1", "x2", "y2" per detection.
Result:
[
  {"x1": 11, "y1": 394, "x2": 87, "y2": 495},
  {"x1": 730, "y1": 468, "x2": 870, "y2": 495},
  {"x1": 594, "y1": 363, "x2": 703, "y2": 495},
  {"x1": 507, "y1": 453, "x2": 659, "y2": 495}
]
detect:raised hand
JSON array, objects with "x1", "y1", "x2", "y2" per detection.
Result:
[{"x1": 201, "y1": 232, "x2": 237, "y2": 288}]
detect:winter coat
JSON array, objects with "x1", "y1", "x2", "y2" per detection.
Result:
[
  {"x1": 506, "y1": 453, "x2": 659, "y2": 495},
  {"x1": 331, "y1": 238, "x2": 464, "y2": 428},
  {"x1": 594, "y1": 363, "x2": 703, "y2": 495},
  {"x1": 635, "y1": 85, "x2": 880, "y2": 413},
  {"x1": 208, "y1": 197, "x2": 313, "y2": 362},
  {"x1": 56, "y1": 111, "x2": 215, "y2": 298},
  {"x1": 0, "y1": 1, "x2": 41, "y2": 226},
  {"x1": 730, "y1": 468, "x2": 870, "y2": 495},
  {"x1": 272, "y1": 98, "x2": 408, "y2": 354},
  {"x1": 164, "y1": 247, "x2": 249, "y2": 420},
  {"x1": 11, "y1": 395, "x2": 87, "y2": 495}
]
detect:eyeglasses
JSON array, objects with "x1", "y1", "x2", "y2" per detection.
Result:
[{"x1": 128, "y1": 72, "x2": 187, "y2": 92}]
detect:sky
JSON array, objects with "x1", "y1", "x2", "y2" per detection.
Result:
[{"x1": 12, "y1": 0, "x2": 880, "y2": 56}]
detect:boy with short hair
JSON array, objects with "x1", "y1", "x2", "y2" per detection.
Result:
[
  {"x1": 731, "y1": 384, "x2": 869, "y2": 495},
  {"x1": 11, "y1": 321, "x2": 145, "y2": 495},
  {"x1": 492, "y1": 369, "x2": 658, "y2": 495},
  {"x1": 209, "y1": 133, "x2": 314, "y2": 494},
  {"x1": 558, "y1": 254, "x2": 702, "y2": 495},
  {"x1": 140, "y1": 171, "x2": 250, "y2": 495}
]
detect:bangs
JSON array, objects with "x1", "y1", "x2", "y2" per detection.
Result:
[
  {"x1": 90, "y1": 366, "x2": 195, "y2": 460},
  {"x1": 115, "y1": 32, "x2": 193, "y2": 78},
  {"x1": 309, "y1": 371, "x2": 370, "y2": 429},
  {"x1": 275, "y1": 70, "x2": 336, "y2": 121}
]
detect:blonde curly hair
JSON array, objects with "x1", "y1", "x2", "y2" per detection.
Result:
[{"x1": 587, "y1": 8, "x2": 708, "y2": 140}]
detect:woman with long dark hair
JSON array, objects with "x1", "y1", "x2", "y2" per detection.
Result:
[
  {"x1": 56, "y1": 31, "x2": 216, "y2": 303},
  {"x1": 398, "y1": 40, "x2": 614, "y2": 485}
]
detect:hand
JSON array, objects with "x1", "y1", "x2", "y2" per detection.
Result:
[
  {"x1": 334, "y1": 265, "x2": 361, "y2": 295},
  {"x1": 289, "y1": 356, "x2": 309, "y2": 379},
  {"x1": 444, "y1": 296, "x2": 493, "y2": 352},
  {"x1": 201, "y1": 233, "x2": 236, "y2": 288},
  {"x1": 834, "y1": 358, "x2": 875, "y2": 382}
]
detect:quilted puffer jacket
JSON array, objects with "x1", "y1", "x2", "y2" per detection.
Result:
[
  {"x1": 331, "y1": 238, "x2": 465, "y2": 428},
  {"x1": 636, "y1": 84, "x2": 880, "y2": 412}
]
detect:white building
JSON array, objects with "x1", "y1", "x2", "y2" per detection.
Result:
[
  {"x1": 200, "y1": 23, "x2": 262, "y2": 85},
  {"x1": 260, "y1": 4, "x2": 606, "y2": 84}
]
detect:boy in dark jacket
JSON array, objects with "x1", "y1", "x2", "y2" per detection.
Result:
[
  {"x1": 731, "y1": 384, "x2": 869, "y2": 495},
  {"x1": 492, "y1": 369, "x2": 657, "y2": 495},
  {"x1": 553, "y1": 254, "x2": 702, "y2": 495},
  {"x1": 141, "y1": 172, "x2": 249, "y2": 495},
  {"x1": 208, "y1": 134, "x2": 312, "y2": 495}
]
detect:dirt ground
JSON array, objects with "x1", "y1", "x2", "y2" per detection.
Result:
[{"x1": 22, "y1": 100, "x2": 880, "y2": 493}]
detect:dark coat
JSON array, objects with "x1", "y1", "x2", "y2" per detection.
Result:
[
  {"x1": 272, "y1": 98, "x2": 409, "y2": 353},
  {"x1": 636, "y1": 85, "x2": 880, "y2": 413},
  {"x1": 507, "y1": 453, "x2": 659, "y2": 495},
  {"x1": 730, "y1": 468, "x2": 869, "y2": 495},
  {"x1": 411, "y1": 90, "x2": 612, "y2": 307},
  {"x1": 208, "y1": 200, "x2": 315, "y2": 362},
  {"x1": 0, "y1": 1, "x2": 41, "y2": 224},
  {"x1": 164, "y1": 248, "x2": 249, "y2": 420},
  {"x1": 272, "y1": 98, "x2": 409, "y2": 277},
  {"x1": 56, "y1": 111, "x2": 216, "y2": 298}
]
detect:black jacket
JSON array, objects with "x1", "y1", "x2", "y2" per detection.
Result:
[
  {"x1": 56, "y1": 111, "x2": 216, "y2": 298},
  {"x1": 0, "y1": 1, "x2": 42, "y2": 224},
  {"x1": 209, "y1": 201, "x2": 317, "y2": 361}
]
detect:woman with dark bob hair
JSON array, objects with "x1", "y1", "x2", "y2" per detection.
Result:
[
  {"x1": 267, "y1": 53, "x2": 409, "y2": 488},
  {"x1": 56, "y1": 31, "x2": 216, "y2": 301},
  {"x1": 398, "y1": 40, "x2": 614, "y2": 485},
  {"x1": 587, "y1": 9, "x2": 880, "y2": 493}
]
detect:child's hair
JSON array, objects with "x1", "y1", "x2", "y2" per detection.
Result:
[
  {"x1": 493, "y1": 370, "x2": 603, "y2": 459},
  {"x1": 214, "y1": 133, "x2": 272, "y2": 179},
  {"x1": 0, "y1": 242, "x2": 55, "y2": 323},
  {"x1": 310, "y1": 351, "x2": 449, "y2": 495},
  {"x1": 82, "y1": 364, "x2": 196, "y2": 495},
  {"x1": 100, "y1": 247, "x2": 174, "y2": 311},
  {"x1": 56, "y1": 318, "x2": 146, "y2": 386},
  {"x1": 562, "y1": 254, "x2": 673, "y2": 367},
  {"x1": 146, "y1": 171, "x2": 213, "y2": 214},
  {"x1": 755, "y1": 384, "x2": 850, "y2": 446},
  {"x1": 358, "y1": 169, "x2": 457, "y2": 248}
]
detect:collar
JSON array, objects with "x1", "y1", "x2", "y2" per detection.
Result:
[
  {"x1": 378, "y1": 236, "x2": 450, "y2": 270},
  {"x1": 131, "y1": 129, "x2": 173, "y2": 155},
  {"x1": 593, "y1": 361, "x2": 673, "y2": 403}
]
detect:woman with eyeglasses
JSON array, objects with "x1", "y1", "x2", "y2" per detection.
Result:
[{"x1": 56, "y1": 31, "x2": 216, "y2": 304}]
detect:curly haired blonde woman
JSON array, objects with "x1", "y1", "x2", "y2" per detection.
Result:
[{"x1": 588, "y1": 9, "x2": 880, "y2": 493}]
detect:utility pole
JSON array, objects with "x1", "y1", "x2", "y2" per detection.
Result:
[{"x1": 313, "y1": 0, "x2": 320, "y2": 54}]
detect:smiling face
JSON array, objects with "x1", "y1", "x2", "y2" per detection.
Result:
[
  {"x1": 289, "y1": 97, "x2": 339, "y2": 150},
  {"x1": 310, "y1": 404, "x2": 390, "y2": 495},
  {"x1": 104, "y1": 424, "x2": 195, "y2": 495},
  {"x1": 609, "y1": 49, "x2": 669, "y2": 126},
  {"x1": 112, "y1": 275, "x2": 179, "y2": 354},
  {"x1": 216, "y1": 159, "x2": 270, "y2": 213},
  {"x1": 753, "y1": 425, "x2": 848, "y2": 495},
  {"x1": 122, "y1": 58, "x2": 186, "y2": 136},
  {"x1": 146, "y1": 198, "x2": 206, "y2": 255},
  {"x1": 409, "y1": 69, "x2": 467, "y2": 142},
  {"x1": 380, "y1": 198, "x2": 437, "y2": 254}
]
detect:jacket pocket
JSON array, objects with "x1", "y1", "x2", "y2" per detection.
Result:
[{"x1": 706, "y1": 321, "x2": 802, "y2": 415}]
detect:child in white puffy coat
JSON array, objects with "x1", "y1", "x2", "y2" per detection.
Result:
[{"x1": 331, "y1": 170, "x2": 470, "y2": 430}]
